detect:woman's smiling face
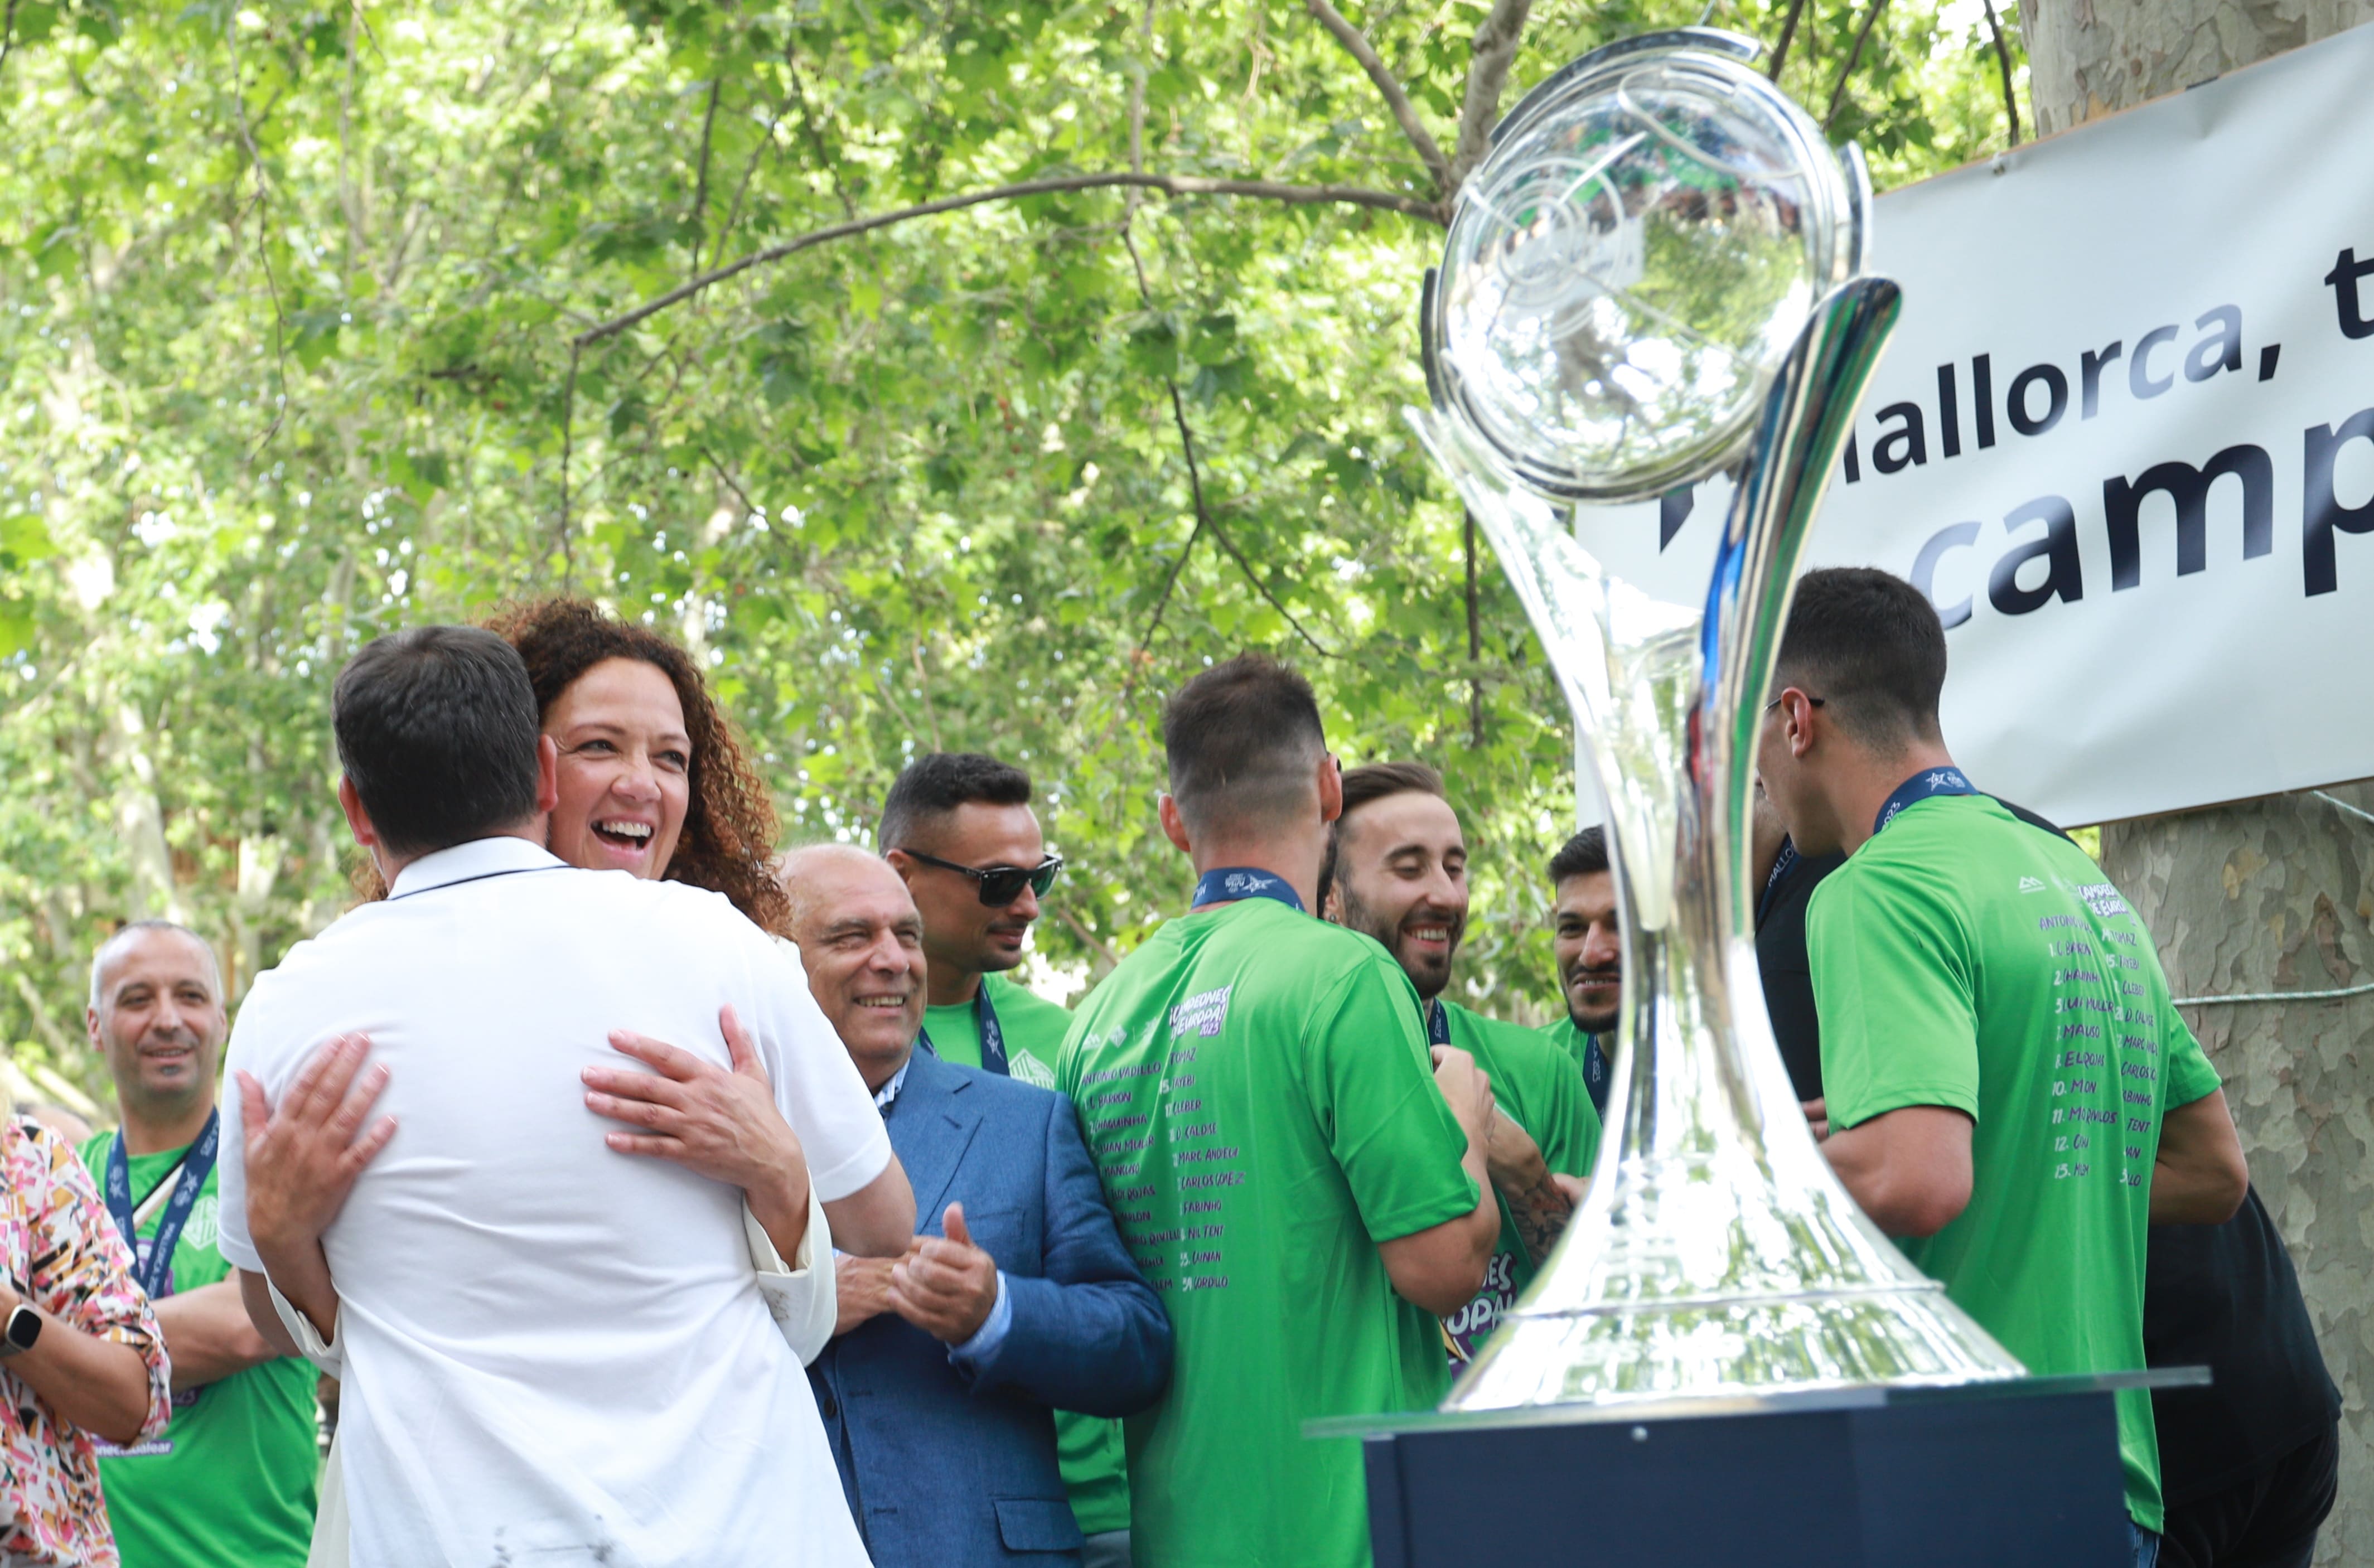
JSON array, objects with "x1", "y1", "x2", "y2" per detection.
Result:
[{"x1": 542, "y1": 656, "x2": 692, "y2": 879}]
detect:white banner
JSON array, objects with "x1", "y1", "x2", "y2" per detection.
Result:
[{"x1": 1574, "y1": 23, "x2": 2374, "y2": 827}]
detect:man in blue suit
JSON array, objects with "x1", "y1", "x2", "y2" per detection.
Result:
[{"x1": 781, "y1": 845, "x2": 1172, "y2": 1568}]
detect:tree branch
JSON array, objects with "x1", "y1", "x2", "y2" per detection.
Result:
[
  {"x1": 1446, "y1": 0, "x2": 1534, "y2": 189},
  {"x1": 1979, "y1": 0, "x2": 2021, "y2": 147},
  {"x1": 1464, "y1": 507, "x2": 1483, "y2": 747},
  {"x1": 1824, "y1": 0, "x2": 1892, "y2": 131},
  {"x1": 1121, "y1": 223, "x2": 1335, "y2": 664},
  {"x1": 0, "y1": 0, "x2": 21, "y2": 101},
  {"x1": 572, "y1": 172, "x2": 1439, "y2": 349},
  {"x1": 1766, "y1": 0, "x2": 1808, "y2": 83},
  {"x1": 556, "y1": 341, "x2": 582, "y2": 576},
  {"x1": 686, "y1": 76, "x2": 722, "y2": 272},
  {"x1": 1304, "y1": 0, "x2": 1452, "y2": 193},
  {"x1": 1058, "y1": 905, "x2": 1126, "y2": 974}
]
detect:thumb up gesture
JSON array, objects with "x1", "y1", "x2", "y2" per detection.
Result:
[{"x1": 891, "y1": 1203, "x2": 1002, "y2": 1346}]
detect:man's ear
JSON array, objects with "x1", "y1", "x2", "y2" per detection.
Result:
[
  {"x1": 534, "y1": 734, "x2": 560, "y2": 814},
  {"x1": 337, "y1": 775, "x2": 378, "y2": 850},
  {"x1": 1320, "y1": 883, "x2": 1344, "y2": 925},
  {"x1": 1158, "y1": 793, "x2": 1193, "y2": 856},
  {"x1": 1781, "y1": 689, "x2": 1821, "y2": 761},
  {"x1": 882, "y1": 848, "x2": 920, "y2": 888},
  {"x1": 1316, "y1": 752, "x2": 1343, "y2": 826}
]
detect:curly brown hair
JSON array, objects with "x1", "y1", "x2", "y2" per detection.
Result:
[{"x1": 452, "y1": 598, "x2": 792, "y2": 936}]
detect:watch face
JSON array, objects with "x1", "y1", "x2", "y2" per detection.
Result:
[{"x1": 7, "y1": 1305, "x2": 40, "y2": 1351}]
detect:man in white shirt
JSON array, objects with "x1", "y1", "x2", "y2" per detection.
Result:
[{"x1": 216, "y1": 625, "x2": 878, "y2": 1568}]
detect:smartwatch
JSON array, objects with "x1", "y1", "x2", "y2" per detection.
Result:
[{"x1": 0, "y1": 1304, "x2": 42, "y2": 1358}]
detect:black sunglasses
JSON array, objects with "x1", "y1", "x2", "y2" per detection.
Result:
[
  {"x1": 898, "y1": 849, "x2": 1063, "y2": 907},
  {"x1": 1762, "y1": 694, "x2": 1827, "y2": 714}
]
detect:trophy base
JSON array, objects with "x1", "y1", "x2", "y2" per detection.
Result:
[
  {"x1": 1448, "y1": 1284, "x2": 2023, "y2": 1409},
  {"x1": 1360, "y1": 1382, "x2": 2132, "y2": 1568}
]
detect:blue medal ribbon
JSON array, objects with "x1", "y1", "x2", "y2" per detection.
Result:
[
  {"x1": 1190, "y1": 867, "x2": 1307, "y2": 913},
  {"x1": 103, "y1": 1109, "x2": 220, "y2": 1302},
  {"x1": 1580, "y1": 1034, "x2": 1611, "y2": 1115},
  {"x1": 1424, "y1": 999, "x2": 1452, "y2": 1048},
  {"x1": 1757, "y1": 836, "x2": 1802, "y2": 930},
  {"x1": 1873, "y1": 767, "x2": 1979, "y2": 836},
  {"x1": 918, "y1": 982, "x2": 1010, "y2": 1077}
]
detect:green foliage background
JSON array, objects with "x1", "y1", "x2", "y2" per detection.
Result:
[{"x1": 0, "y1": 0, "x2": 2025, "y2": 1110}]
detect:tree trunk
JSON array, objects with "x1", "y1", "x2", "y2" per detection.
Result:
[
  {"x1": 2024, "y1": 0, "x2": 2374, "y2": 136},
  {"x1": 2024, "y1": 8, "x2": 2374, "y2": 1561}
]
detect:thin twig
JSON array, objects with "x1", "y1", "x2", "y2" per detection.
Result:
[
  {"x1": 1118, "y1": 514, "x2": 1203, "y2": 715},
  {"x1": 1445, "y1": 0, "x2": 1534, "y2": 189},
  {"x1": 1302, "y1": 0, "x2": 1451, "y2": 192},
  {"x1": 557, "y1": 341, "x2": 582, "y2": 575},
  {"x1": 785, "y1": 50, "x2": 857, "y2": 221},
  {"x1": 0, "y1": 0, "x2": 21, "y2": 97},
  {"x1": 1824, "y1": 0, "x2": 1891, "y2": 130},
  {"x1": 1464, "y1": 507, "x2": 1483, "y2": 747},
  {"x1": 1058, "y1": 905, "x2": 1126, "y2": 974},
  {"x1": 226, "y1": 16, "x2": 291, "y2": 461},
  {"x1": 1979, "y1": 0, "x2": 2021, "y2": 147},
  {"x1": 698, "y1": 444, "x2": 758, "y2": 520},
  {"x1": 713, "y1": 89, "x2": 795, "y2": 263},
  {"x1": 1120, "y1": 223, "x2": 1335, "y2": 662},
  {"x1": 1766, "y1": 0, "x2": 1807, "y2": 82},
  {"x1": 573, "y1": 171, "x2": 1438, "y2": 348},
  {"x1": 686, "y1": 76, "x2": 722, "y2": 272}
]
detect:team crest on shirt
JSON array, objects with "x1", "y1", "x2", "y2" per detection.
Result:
[
  {"x1": 1011, "y1": 1052, "x2": 1057, "y2": 1090},
  {"x1": 182, "y1": 1193, "x2": 219, "y2": 1253},
  {"x1": 2018, "y1": 877, "x2": 2046, "y2": 893}
]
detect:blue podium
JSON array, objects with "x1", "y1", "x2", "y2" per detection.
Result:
[{"x1": 1320, "y1": 1372, "x2": 2202, "y2": 1568}]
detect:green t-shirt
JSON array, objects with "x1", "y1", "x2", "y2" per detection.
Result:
[
  {"x1": 921, "y1": 970, "x2": 1068, "y2": 1090},
  {"x1": 78, "y1": 1134, "x2": 318, "y2": 1568},
  {"x1": 1439, "y1": 1002, "x2": 1602, "y2": 1364},
  {"x1": 920, "y1": 971, "x2": 1128, "y2": 1537},
  {"x1": 1058, "y1": 899, "x2": 1479, "y2": 1568},
  {"x1": 1537, "y1": 1014, "x2": 1614, "y2": 1112},
  {"x1": 1809, "y1": 795, "x2": 2223, "y2": 1533}
]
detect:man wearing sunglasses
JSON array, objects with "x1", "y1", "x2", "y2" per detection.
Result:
[
  {"x1": 880, "y1": 753, "x2": 1072, "y2": 1093},
  {"x1": 879, "y1": 752, "x2": 1129, "y2": 1564}
]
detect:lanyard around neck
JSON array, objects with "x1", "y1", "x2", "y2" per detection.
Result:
[
  {"x1": 1872, "y1": 767, "x2": 1977, "y2": 837},
  {"x1": 1190, "y1": 867, "x2": 1306, "y2": 913},
  {"x1": 918, "y1": 980, "x2": 1009, "y2": 1077},
  {"x1": 103, "y1": 1109, "x2": 220, "y2": 1301}
]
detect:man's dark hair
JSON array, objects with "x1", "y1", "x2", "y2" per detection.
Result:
[
  {"x1": 878, "y1": 752, "x2": 1034, "y2": 854},
  {"x1": 1319, "y1": 761, "x2": 1447, "y2": 911},
  {"x1": 1162, "y1": 654, "x2": 1326, "y2": 838},
  {"x1": 333, "y1": 626, "x2": 543, "y2": 858},
  {"x1": 1772, "y1": 567, "x2": 1948, "y2": 747},
  {"x1": 1549, "y1": 826, "x2": 1608, "y2": 886}
]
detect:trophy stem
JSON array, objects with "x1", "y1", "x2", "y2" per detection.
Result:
[{"x1": 1426, "y1": 280, "x2": 2027, "y2": 1410}]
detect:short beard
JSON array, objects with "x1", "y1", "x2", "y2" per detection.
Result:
[
  {"x1": 1338, "y1": 882, "x2": 1456, "y2": 1000},
  {"x1": 1565, "y1": 974, "x2": 1620, "y2": 1036}
]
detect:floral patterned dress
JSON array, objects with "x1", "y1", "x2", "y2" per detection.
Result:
[{"x1": 0, "y1": 1118, "x2": 173, "y2": 1567}]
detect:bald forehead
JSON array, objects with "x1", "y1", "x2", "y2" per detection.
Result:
[
  {"x1": 781, "y1": 846, "x2": 917, "y2": 931},
  {"x1": 93, "y1": 926, "x2": 220, "y2": 1008}
]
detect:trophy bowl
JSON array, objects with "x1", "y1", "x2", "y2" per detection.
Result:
[{"x1": 1409, "y1": 28, "x2": 2025, "y2": 1410}]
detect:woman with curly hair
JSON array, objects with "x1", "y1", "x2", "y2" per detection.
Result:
[
  {"x1": 481, "y1": 599, "x2": 794, "y2": 935},
  {"x1": 327, "y1": 599, "x2": 913, "y2": 1260}
]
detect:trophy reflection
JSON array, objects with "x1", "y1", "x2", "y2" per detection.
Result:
[{"x1": 1408, "y1": 29, "x2": 2024, "y2": 1408}]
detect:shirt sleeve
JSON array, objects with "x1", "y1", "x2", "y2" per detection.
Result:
[
  {"x1": 25, "y1": 1126, "x2": 172, "y2": 1441},
  {"x1": 1302, "y1": 959, "x2": 1478, "y2": 1245},
  {"x1": 760, "y1": 935, "x2": 892, "y2": 1203},
  {"x1": 1811, "y1": 861, "x2": 1983, "y2": 1131},
  {"x1": 2160, "y1": 1010, "x2": 2223, "y2": 1109}
]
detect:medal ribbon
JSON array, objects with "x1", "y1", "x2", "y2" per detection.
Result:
[
  {"x1": 918, "y1": 983, "x2": 1010, "y2": 1077},
  {"x1": 1873, "y1": 767, "x2": 1979, "y2": 836},
  {"x1": 1190, "y1": 867, "x2": 1307, "y2": 914},
  {"x1": 103, "y1": 1109, "x2": 220, "y2": 1301}
]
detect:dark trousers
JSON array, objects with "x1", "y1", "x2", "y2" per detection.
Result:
[{"x1": 2159, "y1": 1420, "x2": 2339, "y2": 1568}]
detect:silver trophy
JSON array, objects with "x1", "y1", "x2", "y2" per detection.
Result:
[{"x1": 1410, "y1": 28, "x2": 2024, "y2": 1409}]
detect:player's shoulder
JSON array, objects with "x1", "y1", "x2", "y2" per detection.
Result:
[
  {"x1": 1452, "y1": 1002, "x2": 1571, "y2": 1078},
  {"x1": 925, "y1": 1051, "x2": 1066, "y2": 1116},
  {"x1": 989, "y1": 971, "x2": 1074, "y2": 1025}
]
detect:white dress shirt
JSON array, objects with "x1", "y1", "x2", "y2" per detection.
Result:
[{"x1": 219, "y1": 836, "x2": 881, "y2": 1568}]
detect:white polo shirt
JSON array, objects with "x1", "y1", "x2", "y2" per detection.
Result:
[{"x1": 218, "y1": 836, "x2": 883, "y2": 1568}]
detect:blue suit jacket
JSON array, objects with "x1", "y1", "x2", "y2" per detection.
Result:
[{"x1": 809, "y1": 1048, "x2": 1171, "y2": 1567}]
